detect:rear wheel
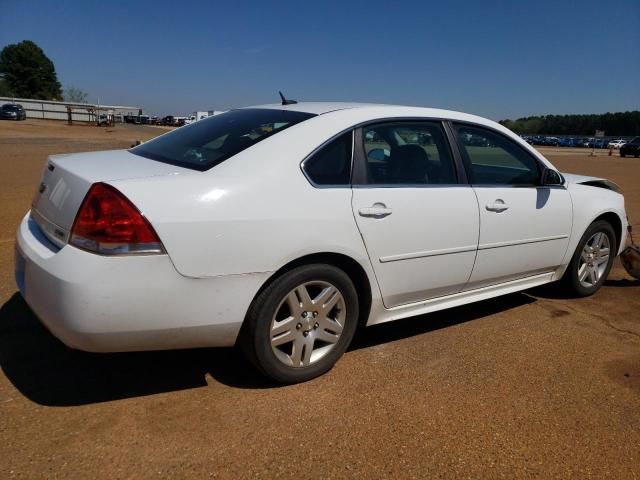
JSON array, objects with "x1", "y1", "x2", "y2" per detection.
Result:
[
  {"x1": 562, "y1": 220, "x2": 616, "y2": 297},
  {"x1": 240, "y1": 264, "x2": 359, "y2": 383}
]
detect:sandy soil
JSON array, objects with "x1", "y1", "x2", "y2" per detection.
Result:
[{"x1": 0, "y1": 119, "x2": 638, "y2": 479}]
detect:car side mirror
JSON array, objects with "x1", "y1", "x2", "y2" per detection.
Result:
[{"x1": 541, "y1": 168, "x2": 564, "y2": 186}]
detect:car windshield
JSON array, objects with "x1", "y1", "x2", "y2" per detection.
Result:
[
  {"x1": 131, "y1": 108, "x2": 316, "y2": 171},
  {"x1": 631, "y1": 137, "x2": 640, "y2": 144},
  {"x1": 2, "y1": 105, "x2": 19, "y2": 111}
]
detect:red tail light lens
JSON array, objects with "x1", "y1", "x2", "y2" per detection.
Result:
[{"x1": 70, "y1": 183, "x2": 164, "y2": 255}]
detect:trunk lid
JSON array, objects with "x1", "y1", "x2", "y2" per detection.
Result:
[{"x1": 31, "y1": 149, "x2": 193, "y2": 248}]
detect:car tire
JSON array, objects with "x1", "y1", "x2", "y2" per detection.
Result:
[
  {"x1": 561, "y1": 220, "x2": 616, "y2": 297},
  {"x1": 620, "y1": 152, "x2": 626, "y2": 157},
  {"x1": 239, "y1": 264, "x2": 359, "y2": 383}
]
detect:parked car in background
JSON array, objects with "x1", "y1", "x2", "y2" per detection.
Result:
[
  {"x1": 608, "y1": 139, "x2": 627, "y2": 149},
  {"x1": 532, "y1": 136, "x2": 560, "y2": 146},
  {"x1": 0, "y1": 103, "x2": 27, "y2": 120},
  {"x1": 124, "y1": 114, "x2": 150, "y2": 125},
  {"x1": 571, "y1": 138, "x2": 584, "y2": 147},
  {"x1": 589, "y1": 138, "x2": 609, "y2": 149},
  {"x1": 97, "y1": 114, "x2": 110, "y2": 126},
  {"x1": 620, "y1": 137, "x2": 640, "y2": 157},
  {"x1": 15, "y1": 102, "x2": 629, "y2": 382}
]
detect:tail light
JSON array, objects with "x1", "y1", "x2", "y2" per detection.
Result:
[{"x1": 70, "y1": 183, "x2": 165, "y2": 255}]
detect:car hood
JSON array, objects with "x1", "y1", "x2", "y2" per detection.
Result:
[
  {"x1": 561, "y1": 173, "x2": 622, "y2": 194},
  {"x1": 561, "y1": 173, "x2": 605, "y2": 184}
]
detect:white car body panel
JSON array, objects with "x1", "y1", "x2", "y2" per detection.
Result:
[
  {"x1": 554, "y1": 176, "x2": 628, "y2": 278},
  {"x1": 16, "y1": 213, "x2": 269, "y2": 351},
  {"x1": 368, "y1": 272, "x2": 556, "y2": 326},
  {"x1": 351, "y1": 186, "x2": 479, "y2": 307},
  {"x1": 15, "y1": 102, "x2": 629, "y2": 353},
  {"x1": 31, "y1": 150, "x2": 194, "y2": 246},
  {"x1": 466, "y1": 186, "x2": 572, "y2": 289}
]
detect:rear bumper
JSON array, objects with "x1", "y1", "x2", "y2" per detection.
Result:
[{"x1": 15, "y1": 212, "x2": 270, "y2": 352}]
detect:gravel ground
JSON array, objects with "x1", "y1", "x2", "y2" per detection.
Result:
[{"x1": 0, "y1": 119, "x2": 638, "y2": 479}]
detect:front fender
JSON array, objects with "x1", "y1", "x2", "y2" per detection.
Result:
[{"x1": 558, "y1": 184, "x2": 628, "y2": 278}]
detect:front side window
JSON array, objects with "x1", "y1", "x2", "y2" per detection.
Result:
[
  {"x1": 131, "y1": 108, "x2": 315, "y2": 171},
  {"x1": 361, "y1": 122, "x2": 456, "y2": 185},
  {"x1": 454, "y1": 124, "x2": 541, "y2": 185},
  {"x1": 303, "y1": 131, "x2": 353, "y2": 186}
]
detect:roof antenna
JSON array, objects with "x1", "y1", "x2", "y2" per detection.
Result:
[{"x1": 279, "y1": 91, "x2": 298, "y2": 105}]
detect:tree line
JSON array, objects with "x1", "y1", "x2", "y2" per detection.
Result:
[{"x1": 499, "y1": 111, "x2": 640, "y2": 136}]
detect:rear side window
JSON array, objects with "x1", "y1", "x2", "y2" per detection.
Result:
[
  {"x1": 361, "y1": 121, "x2": 457, "y2": 185},
  {"x1": 131, "y1": 108, "x2": 315, "y2": 171},
  {"x1": 303, "y1": 131, "x2": 353, "y2": 186},
  {"x1": 454, "y1": 124, "x2": 541, "y2": 185}
]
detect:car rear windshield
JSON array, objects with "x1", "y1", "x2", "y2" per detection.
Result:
[{"x1": 131, "y1": 108, "x2": 316, "y2": 171}]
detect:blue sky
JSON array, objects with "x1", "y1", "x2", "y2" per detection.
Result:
[{"x1": 1, "y1": 0, "x2": 638, "y2": 119}]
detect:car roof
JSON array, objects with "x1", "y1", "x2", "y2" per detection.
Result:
[
  {"x1": 248, "y1": 102, "x2": 380, "y2": 115},
  {"x1": 248, "y1": 101, "x2": 496, "y2": 124}
]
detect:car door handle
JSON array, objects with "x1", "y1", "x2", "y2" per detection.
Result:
[
  {"x1": 486, "y1": 200, "x2": 509, "y2": 212},
  {"x1": 359, "y1": 203, "x2": 392, "y2": 218}
]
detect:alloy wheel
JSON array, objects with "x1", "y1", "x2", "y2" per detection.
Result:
[
  {"x1": 578, "y1": 232, "x2": 610, "y2": 288},
  {"x1": 270, "y1": 281, "x2": 345, "y2": 368}
]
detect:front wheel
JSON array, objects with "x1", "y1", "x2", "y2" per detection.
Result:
[
  {"x1": 562, "y1": 220, "x2": 616, "y2": 297},
  {"x1": 240, "y1": 264, "x2": 359, "y2": 383}
]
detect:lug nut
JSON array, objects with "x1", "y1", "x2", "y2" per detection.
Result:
[
  {"x1": 314, "y1": 322, "x2": 319, "y2": 329},
  {"x1": 303, "y1": 331, "x2": 309, "y2": 337},
  {"x1": 296, "y1": 323, "x2": 302, "y2": 330},
  {"x1": 313, "y1": 311, "x2": 318, "y2": 317}
]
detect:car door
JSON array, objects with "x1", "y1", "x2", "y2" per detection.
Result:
[
  {"x1": 351, "y1": 121, "x2": 480, "y2": 308},
  {"x1": 451, "y1": 123, "x2": 572, "y2": 290}
]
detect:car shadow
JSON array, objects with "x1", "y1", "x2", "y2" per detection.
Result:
[
  {"x1": 0, "y1": 291, "x2": 535, "y2": 406},
  {"x1": 527, "y1": 276, "x2": 640, "y2": 300},
  {"x1": 605, "y1": 278, "x2": 640, "y2": 287},
  {"x1": 0, "y1": 293, "x2": 274, "y2": 406},
  {"x1": 351, "y1": 291, "x2": 535, "y2": 350}
]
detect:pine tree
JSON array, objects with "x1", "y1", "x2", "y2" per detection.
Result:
[{"x1": 0, "y1": 40, "x2": 62, "y2": 100}]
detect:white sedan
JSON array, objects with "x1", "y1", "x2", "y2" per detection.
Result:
[
  {"x1": 16, "y1": 103, "x2": 629, "y2": 382},
  {"x1": 607, "y1": 139, "x2": 627, "y2": 149}
]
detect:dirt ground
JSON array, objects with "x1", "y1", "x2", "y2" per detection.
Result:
[{"x1": 0, "y1": 119, "x2": 638, "y2": 479}]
